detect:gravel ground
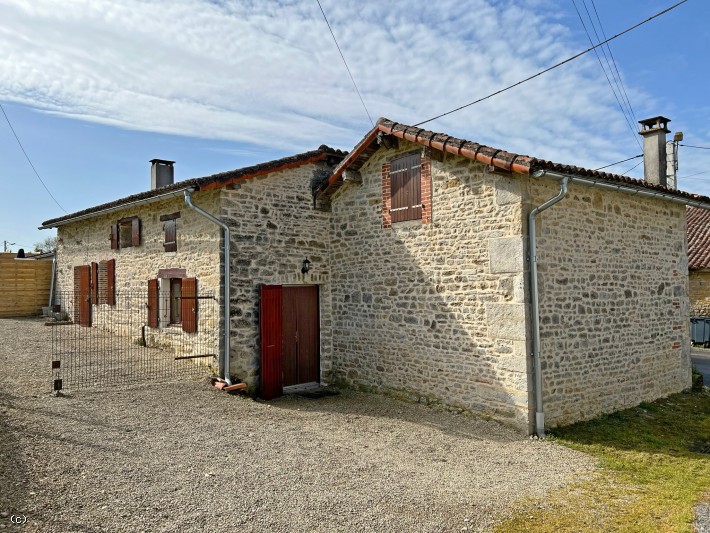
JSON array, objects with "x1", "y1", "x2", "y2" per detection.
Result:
[{"x1": 0, "y1": 317, "x2": 594, "y2": 533}]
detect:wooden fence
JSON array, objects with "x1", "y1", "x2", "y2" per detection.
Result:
[{"x1": 0, "y1": 253, "x2": 53, "y2": 318}]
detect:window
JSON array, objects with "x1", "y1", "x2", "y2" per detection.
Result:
[
  {"x1": 170, "y1": 278, "x2": 182, "y2": 324},
  {"x1": 110, "y1": 216, "x2": 141, "y2": 249},
  {"x1": 91, "y1": 260, "x2": 116, "y2": 305},
  {"x1": 147, "y1": 272, "x2": 198, "y2": 333},
  {"x1": 389, "y1": 153, "x2": 422, "y2": 223},
  {"x1": 160, "y1": 212, "x2": 180, "y2": 252}
]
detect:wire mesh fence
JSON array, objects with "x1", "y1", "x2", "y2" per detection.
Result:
[{"x1": 49, "y1": 289, "x2": 218, "y2": 391}]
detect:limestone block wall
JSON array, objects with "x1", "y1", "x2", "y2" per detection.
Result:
[
  {"x1": 690, "y1": 270, "x2": 710, "y2": 315},
  {"x1": 531, "y1": 178, "x2": 690, "y2": 427},
  {"x1": 220, "y1": 163, "x2": 333, "y2": 390},
  {"x1": 329, "y1": 141, "x2": 530, "y2": 429},
  {"x1": 54, "y1": 191, "x2": 222, "y2": 362}
]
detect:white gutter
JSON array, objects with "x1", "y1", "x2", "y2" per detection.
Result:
[
  {"x1": 39, "y1": 188, "x2": 192, "y2": 229},
  {"x1": 528, "y1": 169, "x2": 710, "y2": 438},
  {"x1": 183, "y1": 188, "x2": 232, "y2": 386}
]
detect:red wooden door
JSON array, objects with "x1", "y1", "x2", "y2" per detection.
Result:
[
  {"x1": 260, "y1": 285, "x2": 283, "y2": 400},
  {"x1": 73, "y1": 265, "x2": 92, "y2": 327},
  {"x1": 282, "y1": 286, "x2": 319, "y2": 387}
]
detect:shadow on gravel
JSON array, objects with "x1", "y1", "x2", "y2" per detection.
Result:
[
  {"x1": 0, "y1": 390, "x2": 30, "y2": 523},
  {"x1": 265, "y1": 388, "x2": 521, "y2": 442}
]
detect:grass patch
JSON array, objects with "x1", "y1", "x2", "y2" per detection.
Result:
[{"x1": 496, "y1": 389, "x2": 710, "y2": 532}]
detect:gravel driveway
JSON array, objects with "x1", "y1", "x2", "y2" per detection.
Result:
[{"x1": 0, "y1": 318, "x2": 593, "y2": 532}]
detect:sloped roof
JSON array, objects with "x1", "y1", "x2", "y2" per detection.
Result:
[
  {"x1": 42, "y1": 145, "x2": 346, "y2": 228},
  {"x1": 318, "y1": 118, "x2": 710, "y2": 208},
  {"x1": 687, "y1": 206, "x2": 710, "y2": 270}
]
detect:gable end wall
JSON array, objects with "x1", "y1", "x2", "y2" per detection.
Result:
[
  {"x1": 531, "y1": 178, "x2": 691, "y2": 427},
  {"x1": 329, "y1": 141, "x2": 531, "y2": 430}
]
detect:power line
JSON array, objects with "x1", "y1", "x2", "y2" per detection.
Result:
[
  {"x1": 315, "y1": 0, "x2": 374, "y2": 127},
  {"x1": 589, "y1": 0, "x2": 639, "y2": 124},
  {"x1": 413, "y1": 0, "x2": 687, "y2": 128},
  {"x1": 621, "y1": 160, "x2": 643, "y2": 176},
  {"x1": 572, "y1": 0, "x2": 642, "y2": 150},
  {"x1": 594, "y1": 154, "x2": 642, "y2": 170},
  {"x1": 681, "y1": 144, "x2": 710, "y2": 150},
  {"x1": 0, "y1": 102, "x2": 67, "y2": 213},
  {"x1": 679, "y1": 170, "x2": 710, "y2": 180}
]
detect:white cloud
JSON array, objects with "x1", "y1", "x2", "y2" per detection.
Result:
[{"x1": 0, "y1": 0, "x2": 657, "y2": 171}]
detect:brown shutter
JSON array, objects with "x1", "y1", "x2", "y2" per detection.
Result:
[
  {"x1": 90, "y1": 262, "x2": 98, "y2": 304},
  {"x1": 181, "y1": 277, "x2": 198, "y2": 333},
  {"x1": 73, "y1": 265, "x2": 92, "y2": 327},
  {"x1": 163, "y1": 220, "x2": 177, "y2": 252},
  {"x1": 147, "y1": 278, "x2": 159, "y2": 328},
  {"x1": 106, "y1": 259, "x2": 116, "y2": 306},
  {"x1": 110, "y1": 224, "x2": 119, "y2": 249},
  {"x1": 131, "y1": 217, "x2": 141, "y2": 247},
  {"x1": 390, "y1": 153, "x2": 421, "y2": 223}
]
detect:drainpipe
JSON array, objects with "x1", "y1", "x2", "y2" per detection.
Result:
[
  {"x1": 528, "y1": 172, "x2": 570, "y2": 438},
  {"x1": 184, "y1": 189, "x2": 232, "y2": 386},
  {"x1": 48, "y1": 253, "x2": 57, "y2": 307}
]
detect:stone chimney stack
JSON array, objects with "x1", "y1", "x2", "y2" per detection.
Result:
[
  {"x1": 150, "y1": 159, "x2": 175, "y2": 190},
  {"x1": 638, "y1": 116, "x2": 670, "y2": 187}
]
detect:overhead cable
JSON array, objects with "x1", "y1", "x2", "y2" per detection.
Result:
[
  {"x1": 413, "y1": 0, "x2": 687, "y2": 127},
  {"x1": 594, "y1": 154, "x2": 642, "y2": 170},
  {"x1": 0, "y1": 102, "x2": 67, "y2": 213},
  {"x1": 315, "y1": 0, "x2": 374, "y2": 127}
]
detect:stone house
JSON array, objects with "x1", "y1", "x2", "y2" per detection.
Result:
[{"x1": 41, "y1": 117, "x2": 710, "y2": 435}]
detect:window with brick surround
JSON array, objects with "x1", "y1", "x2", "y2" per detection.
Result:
[{"x1": 389, "y1": 153, "x2": 422, "y2": 223}]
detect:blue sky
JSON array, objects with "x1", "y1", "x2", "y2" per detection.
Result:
[{"x1": 1, "y1": 0, "x2": 708, "y2": 251}]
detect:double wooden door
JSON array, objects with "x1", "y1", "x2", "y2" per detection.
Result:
[{"x1": 260, "y1": 285, "x2": 319, "y2": 399}]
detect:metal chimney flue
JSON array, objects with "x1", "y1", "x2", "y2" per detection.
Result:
[
  {"x1": 150, "y1": 159, "x2": 175, "y2": 190},
  {"x1": 638, "y1": 116, "x2": 670, "y2": 188}
]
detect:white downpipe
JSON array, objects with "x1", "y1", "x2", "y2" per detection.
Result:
[
  {"x1": 48, "y1": 253, "x2": 57, "y2": 307},
  {"x1": 184, "y1": 189, "x2": 232, "y2": 385},
  {"x1": 528, "y1": 174, "x2": 570, "y2": 438},
  {"x1": 528, "y1": 169, "x2": 710, "y2": 438}
]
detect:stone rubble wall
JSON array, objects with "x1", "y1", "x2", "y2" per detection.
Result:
[
  {"x1": 54, "y1": 191, "x2": 222, "y2": 363},
  {"x1": 328, "y1": 141, "x2": 531, "y2": 430},
  {"x1": 220, "y1": 162, "x2": 333, "y2": 390},
  {"x1": 531, "y1": 178, "x2": 691, "y2": 427}
]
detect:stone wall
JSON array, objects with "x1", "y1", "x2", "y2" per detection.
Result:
[
  {"x1": 328, "y1": 141, "x2": 531, "y2": 429},
  {"x1": 690, "y1": 270, "x2": 710, "y2": 315},
  {"x1": 531, "y1": 178, "x2": 690, "y2": 427},
  {"x1": 55, "y1": 191, "x2": 222, "y2": 365},
  {"x1": 220, "y1": 162, "x2": 333, "y2": 390}
]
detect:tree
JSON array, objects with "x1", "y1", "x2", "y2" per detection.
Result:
[{"x1": 33, "y1": 236, "x2": 57, "y2": 253}]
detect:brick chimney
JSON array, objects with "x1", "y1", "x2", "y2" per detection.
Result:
[
  {"x1": 638, "y1": 116, "x2": 670, "y2": 187},
  {"x1": 150, "y1": 159, "x2": 175, "y2": 190}
]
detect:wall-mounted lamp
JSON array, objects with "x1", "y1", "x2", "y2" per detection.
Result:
[{"x1": 301, "y1": 257, "x2": 311, "y2": 274}]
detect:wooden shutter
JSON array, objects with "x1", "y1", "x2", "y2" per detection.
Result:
[
  {"x1": 110, "y1": 224, "x2": 119, "y2": 249},
  {"x1": 181, "y1": 277, "x2": 198, "y2": 333},
  {"x1": 390, "y1": 153, "x2": 422, "y2": 223},
  {"x1": 147, "y1": 278, "x2": 159, "y2": 328},
  {"x1": 73, "y1": 265, "x2": 91, "y2": 327},
  {"x1": 260, "y1": 285, "x2": 283, "y2": 400},
  {"x1": 131, "y1": 217, "x2": 141, "y2": 247},
  {"x1": 106, "y1": 259, "x2": 116, "y2": 306},
  {"x1": 90, "y1": 262, "x2": 98, "y2": 304},
  {"x1": 164, "y1": 220, "x2": 177, "y2": 252}
]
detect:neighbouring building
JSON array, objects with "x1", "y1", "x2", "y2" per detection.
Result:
[
  {"x1": 41, "y1": 117, "x2": 710, "y2": 435},
  {"x1": 687, "y1": 206, "x2": 710, "y2": 316}
]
